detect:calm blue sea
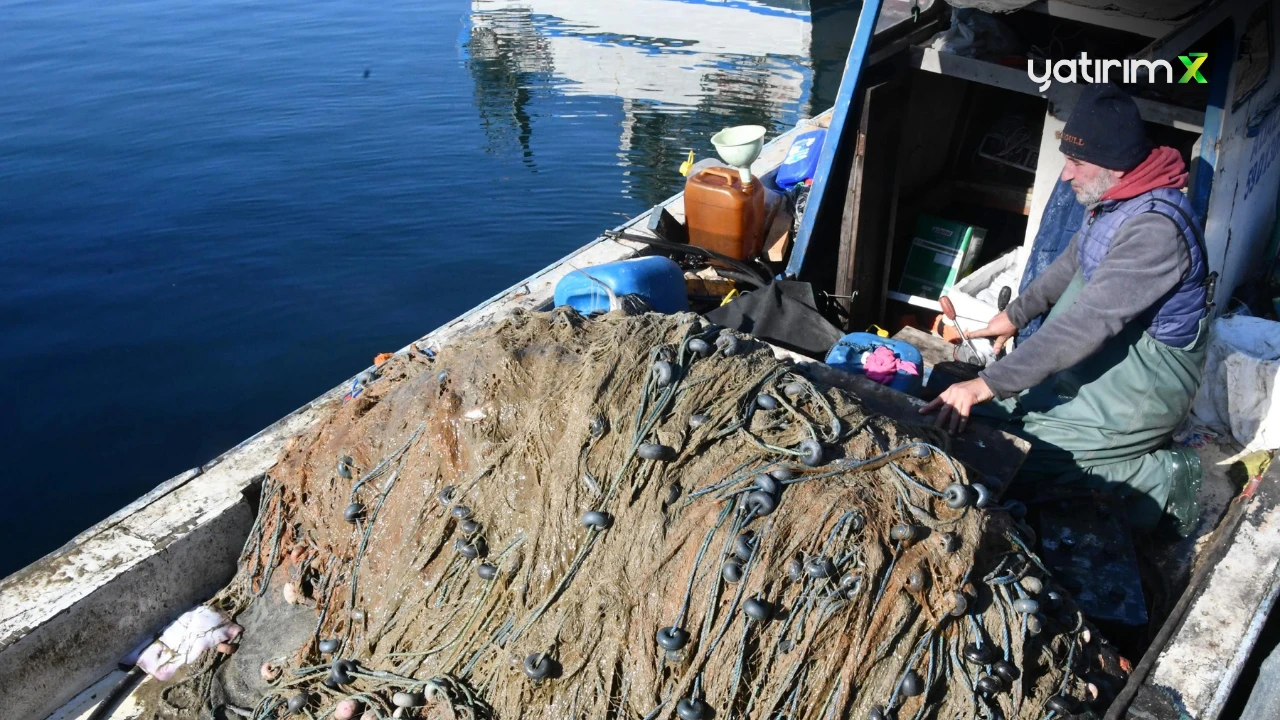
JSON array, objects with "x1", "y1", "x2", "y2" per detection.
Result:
[{"x1": 0, "y1": 0, "x2": 878, "y2": 576}]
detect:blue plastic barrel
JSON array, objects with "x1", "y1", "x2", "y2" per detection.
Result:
[
  {"x1": 554, "y1": 256, "x2": 688, "y2": 315},
  {"x1": 825, "y1": 332, "x2": 924, "y2": 396},
  {"x1": 775, "y1": 128, "x2": 826, "y2": 191}
]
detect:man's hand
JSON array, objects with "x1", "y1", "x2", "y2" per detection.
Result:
[
  {"x1": 965, "y1": 311, "x2": 1018, "y2": 354},
  {"x1": 919, "y1": 378, "x2": 995, "y2": 434}
]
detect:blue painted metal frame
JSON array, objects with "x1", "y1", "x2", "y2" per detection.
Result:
[{"x1": 784, "y1": 0, "x2": 885, "y2": 279}]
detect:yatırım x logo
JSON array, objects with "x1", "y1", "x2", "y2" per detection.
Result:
[{"x1": 1178, "y1": 53, "x2": 1208, "y2": 83}]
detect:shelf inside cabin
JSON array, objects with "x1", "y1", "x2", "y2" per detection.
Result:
[
  {"x1": 906, "y1": 46, "x2": 1206, "y2": 133},
  {"x1": 886, "y1": 290, "x2": 942, "y2": 313}
]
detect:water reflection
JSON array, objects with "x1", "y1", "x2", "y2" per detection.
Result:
[{"x1": 466, "y1": 0, "x2": 894, "y2": 207}]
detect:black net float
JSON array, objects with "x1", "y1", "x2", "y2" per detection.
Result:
[
  {"x1": 900, "y1": 669, "x2": 924, "y2": 697},
  {"x1": 974, "y1": 484, "x2": 992, "y2": 509},
  {"x1": 637, "y1": 443, "x2": 676, "y2": 461},
  {"x1": 656, "y1": 626, "x2": 690, "y2": 651},
  {"x1": 746, "y1": 489, "x2": 779, "y2": 516},
  {"x1": 733, "y1": 531, "x2": 756, "y2": 561},
  {"x1": 753, "y1": 473, "x2": 781, "y2": 495},
  {"x1": 1013, "y1": 598, "x2": 1040, "y2": 614},
  {"x1": 523, "y1": 653, "x2": 558, "y2": 680},
  {"x1": 944, "y1": 483, "x2": 973, "y2": 509},
  {"x1": 906, "y1": 567, "x2": 929, "y2": 593},
  {"x1": 797, "y1": 439, "x2": 824, "y2": 467},
  {"x1": 976, "y1": 674, "x2": 1005, "y2": 696},
  {"x1": 651, "y1": 360, "x2": 675, "y2": 387},
  {"x1": 890, "y1": 524, "x2": 922, "y2": 542},
  {"x1": 286, "y1": 691, "x2": 311, "y2": 715},
  {"x1": 743, "y1": 596, "x2": 774, "y2": 623},
  {"x1": 992, "y1": 660, "x2": 1019, "y2": 684},
  {"x1": 676, "y1": 697, "x2": 710, "y2": 720},
  {"x1": 805, "y1": 556, "x2": 837, "y2": 579},
  {"x1": 963, "y1": 642, "x2": 996, "y2": 665},
  {"x1": 582, "y1": 510, "x2": 613, "y2": 530},
  {"x1": 437, "y1": 485, "x2": 455, "y2": 506}
]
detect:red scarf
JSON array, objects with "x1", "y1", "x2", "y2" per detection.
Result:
[{"x1": 1099, "y1": 146, "x2": 1189, "y2": 202}]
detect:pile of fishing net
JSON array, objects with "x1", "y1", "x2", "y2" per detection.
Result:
[{"x1": 143, "y1": 309, "x2": 1126, "y2": 719}]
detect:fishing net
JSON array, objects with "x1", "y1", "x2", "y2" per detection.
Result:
[{"x1": 139, "y1": 309, "x2": 1123, "y2": 720}]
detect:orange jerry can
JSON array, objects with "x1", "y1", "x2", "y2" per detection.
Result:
[{"x1": 684, "y1": 166, "x2": 766, "y2": 261}]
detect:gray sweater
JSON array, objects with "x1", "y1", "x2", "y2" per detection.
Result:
[{"x1": 979, "y1": 212, "x2": 1190, "y2": 400}]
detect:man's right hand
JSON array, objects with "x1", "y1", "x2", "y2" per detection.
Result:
[{"x1": 966, "y1": 311, "x2": 1017, "y2": 354}]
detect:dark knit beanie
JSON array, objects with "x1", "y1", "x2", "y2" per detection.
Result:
[{"x1": 1059, "y1": 83, "x2": 1151, "y2": 171}]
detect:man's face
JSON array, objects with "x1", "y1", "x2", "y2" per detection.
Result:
[{"x1": 1060, "y1": 156, "x2": 1121, "y2": 206}]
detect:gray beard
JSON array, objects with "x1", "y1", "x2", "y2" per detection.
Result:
[{"x1": 1073, "y1": 174, "x2": 1116, "y2": 206}]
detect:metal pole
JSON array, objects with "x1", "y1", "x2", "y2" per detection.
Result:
[{"x1": 785, "y1": 0, "x2": 885, "y2": 280}]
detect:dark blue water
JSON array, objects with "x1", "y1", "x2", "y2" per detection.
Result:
[{"x1": 0, "y1": 0, "x2": 887, "y2": 576}]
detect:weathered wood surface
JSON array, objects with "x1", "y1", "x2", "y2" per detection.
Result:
[
  {"x1": 835, "y1": 77, "x2": 908, "y2": 331},
  {"x1": 1127, "y1": 461, "x2": 1280, "y2": 720},
  {"x1": 893, "y1": 325, "x2": 957, "y2": 369},
  {"x1": 769, "y1": 345, "x2": 1029, "y2": 490}
]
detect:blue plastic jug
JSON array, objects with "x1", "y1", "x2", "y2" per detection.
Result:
[
  {"x1": 775, "y1": 128, "x2": 826, "y2": 191},
  {"x1": 554, "y1": 256, "x2": 688, "y2": 315},
  {"x1": 825, "y1": 332, "x2": 924, "y2": 396}
]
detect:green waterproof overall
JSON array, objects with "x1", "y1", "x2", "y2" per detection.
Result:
[{"x1": 979, "y1": 271, "x2": 1208, "y2": 531}]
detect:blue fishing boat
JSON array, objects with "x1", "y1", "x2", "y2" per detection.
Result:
[{"x1": 5, "y1": 2, "x2": 1279, "y2": 719}]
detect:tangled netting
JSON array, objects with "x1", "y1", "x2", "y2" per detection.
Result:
[{"x1": 148, "y1": 309, "x2": 1125, "y2": 720}]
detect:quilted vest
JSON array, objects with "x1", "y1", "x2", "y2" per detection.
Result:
[{"x1": 1076, "y1": 187, "x2": 1210, "y2": 348}]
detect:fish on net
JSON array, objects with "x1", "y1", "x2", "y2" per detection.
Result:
[{"x1": 137, "y1": 309, "x2": 1124, "y2": 720}]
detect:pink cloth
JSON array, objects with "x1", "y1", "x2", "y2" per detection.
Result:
[{"x1": 862, "y1": 345, "x2": 920, "y2": 385}]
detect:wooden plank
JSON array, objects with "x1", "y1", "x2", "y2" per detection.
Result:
[
  {"x1": 893, "y1": 325, "x2": 956, "y2": 369},
  {"x1": 1119, "y1": 462, "x2": 1280, "y2": 720},
  {"x1": 1135, "y1": 0, "x2": 1238, "y2": 64},
  {"x1": 1023, "y1": 0, "x2": 1177, "y2": 38},
  {"x1": 908, "y1": 47, "x2": 1206, "y2": 131},
  {"x1": 834, "y1": 99, "x2": 869, "y2": 323},
  {"x1": 835, "y1": 77, "x2": 909, "y2": 331}
]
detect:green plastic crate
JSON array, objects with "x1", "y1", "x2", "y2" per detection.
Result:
[{"x1": 896, "y1": 215, "x2": 987, "y2": 300}]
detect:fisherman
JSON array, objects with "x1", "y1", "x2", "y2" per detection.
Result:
[{"x1": 921, "y1": 83, "x2": 1211, "y2": 531}]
